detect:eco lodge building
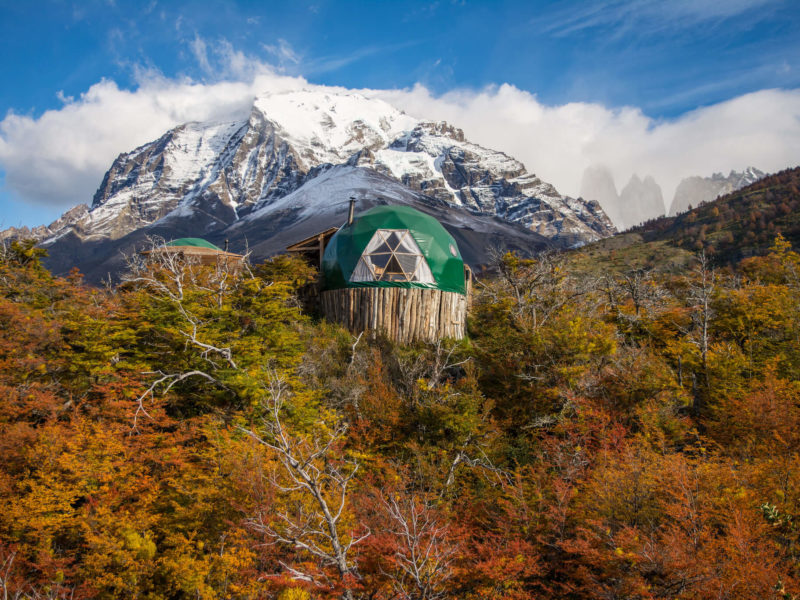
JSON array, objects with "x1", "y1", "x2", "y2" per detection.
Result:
[
  {"x1": 145, "y1": 209, "x2": 471, "y2": 344},
  {"x1": 288, "y1": 204, "x2": 471, "y2": 344},
  {"x1": 142, "y1": 238, "x2": 245, "y2": 270}
]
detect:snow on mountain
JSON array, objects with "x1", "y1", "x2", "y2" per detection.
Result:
[
  {"x1": 81, "y1": 120, "x2": 247, "y2": 240},
  {"x1": 251, "y1": 91, "x2": 417, "y2": 168},
  {"x1": 227, "y1": 165, "x2": 557, "y2": 269},
  {"x1": 668, "y1": 167, "x2": 766, "y2": 216},
  {"x1": 236, "y1": 164, "x2": 412, "y2": 225},
  {"x1": 10, "y1": 89, "x2": 618, "y2": 278},
  {"x1": 366, "y1": 121, "x2": 612, "y2": 244}
]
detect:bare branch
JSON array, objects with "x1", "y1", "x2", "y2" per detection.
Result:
[
  {"x1": 240, "y1": 372, "x2": 365, "y2": 599},
  {"x1": 131, "y1": 369, "x2": 222, "y2": 433},
  {"x1": 379, "y1": 493, "x2": 458, "y2": 600}
]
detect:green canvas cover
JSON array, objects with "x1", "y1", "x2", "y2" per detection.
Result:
[
  {"x1": 164, "y1": 238, "x2": 222, "y2": 250},
  {"x1": 321, "y1": 205, "x2": 466, "y2": 295}
]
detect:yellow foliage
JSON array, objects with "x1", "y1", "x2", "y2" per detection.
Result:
[{"x1": 277, "y1": 587, "x2": 311, "y2": 600}]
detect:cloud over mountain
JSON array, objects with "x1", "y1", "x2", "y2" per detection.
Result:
[{"x1": 376, "y1": 84, "x2": 800, "y2": 207}]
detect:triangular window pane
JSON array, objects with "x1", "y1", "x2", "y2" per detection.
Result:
[
  {"x1": 396, "y1": 253, "x2": 419, "y2": 275},
  {"x1": 385, "y1": 231, "x2": 403, "y2": 250},
  {"x1": 395, "y1": 232, "x2": 419, "y2": 254},
  {"x1": 363, "y1": 231, "x2": 388, "y2": 253},
  {"x1": 382, "y1": 255, "x2": 406, "y2": 281},
  {"x1": 351, "y1": 257, "x2": 375, "y2": 281},
  {"x1": 383, "y1": 254, "x2": 404, "y2": 275},
  {"x1": 414, "y1": 256, "x2": 435, "y2": 283},
  {"x1": 370, "y1": 253, "x2": 392, "y2": 270}
]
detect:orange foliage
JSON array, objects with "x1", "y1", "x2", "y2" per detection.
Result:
[{"x1": 2, "y1": 236, "x2": 800, "y2": 598}]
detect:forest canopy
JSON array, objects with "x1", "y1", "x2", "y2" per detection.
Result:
[{"x1": 2, "y1": 227, "x2": 800, "y2": 599}]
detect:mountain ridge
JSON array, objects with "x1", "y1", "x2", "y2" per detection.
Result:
[
  {"x1": 668, "y1": 166, "x2": 765, "y2": 216},
  {"x1": 3, "y1": 89, "x2": 616, "y2": 280},
  {"x1": 579, "y1": 165, "x2": 766, "y2": 230}
]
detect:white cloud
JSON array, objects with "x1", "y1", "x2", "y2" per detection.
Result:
[
  {"x1": 189, "y1": 34, "x2": 212, "y2": 74},
  {"x1": 302, "y1": 40, "x2": 422, "y2": 77},
  {"x1": 0, "y1": 47, "x2": 798, "y2": 217},
  {"x1": 537, "y1": 0, "x2": 781, "y2": 38},
  {"x1": 0, "y1": 67, "x2": 307, "y2": 208},
  {"x1": 262, "y1": 39, "x2": 302, "y2": 68}
]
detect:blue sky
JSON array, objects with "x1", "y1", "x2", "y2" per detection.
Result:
[{"x1": 1, "y1": 0, "x2": 799, "y2": 227}]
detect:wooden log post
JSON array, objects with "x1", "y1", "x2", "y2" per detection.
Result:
[{"x1": 320, "y1": 287, "x2": 467, "y2": 344}]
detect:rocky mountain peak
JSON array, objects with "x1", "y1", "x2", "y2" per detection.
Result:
[
  {"x1": 0, "y1": 203, "x2": 89, "y2": 244},
  {"x1": 580, "y1": 166, "x2": 618, "y2": 206},
  {"x1": 8, "y1": 89, "x2": 618, "y2": 279},
  {"x1": 574, "y1": 164, "x2": 770, "y2": 230},
  {"x1": 580, "y1": 165, "x2": 623, "y2": 228},
  {"x1": 619, "y1": 174, "x2": 665, "y2": 227},
  {"x1": 669, "y1": 167, "x2": 765, "y2": 215},
  {"x1": 413, "y1": 121, "x2": 466, "y2": 142}
]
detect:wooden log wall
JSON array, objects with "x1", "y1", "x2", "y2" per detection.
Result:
[{"x1": 320, "y1": 287, "x2": 468, "y2": 343}]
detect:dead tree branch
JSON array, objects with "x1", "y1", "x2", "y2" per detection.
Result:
[
  {"x1": 240, "y1": 374, "x2": 366, "y2": 599},
  {"x1": 380, "y1": 494, "x2": 457, "y2": 600}
]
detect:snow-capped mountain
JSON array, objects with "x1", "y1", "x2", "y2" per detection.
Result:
[
  {"x1": 669, "y1": 167, "x2": 766, "y2": 216},
  {"x1": 11, "y1": 90, "x2": 617, "y2": 279}
]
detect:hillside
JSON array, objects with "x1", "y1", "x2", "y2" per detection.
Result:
[
  {"x1": 567, "y1": 166, "x2": 800, "y2": 273},
  {"x1": 637, "y1": 167, "x2": 800, "y2": 260}
]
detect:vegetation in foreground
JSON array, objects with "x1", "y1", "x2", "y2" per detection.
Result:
[{"x1": 2, "y1": 227, "x2": 800, "y2": 599}]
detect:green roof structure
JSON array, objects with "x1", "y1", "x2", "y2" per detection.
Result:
[
  {"x1": 321, "y1": 205, "x2": 466, "y2": 295},
  {"x1": 163, "y1": 238, "x2": 222, "y2": 250}
]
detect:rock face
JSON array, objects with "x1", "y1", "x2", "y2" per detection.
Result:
[
  {"x1": 7, "y1": 90, "x2": 618, "y2": 279},
  {"x1": 619, "y1": 175, "x2": 665, "y2": 227},
  {"x1": 0, "y1": 204, "x2": 89, "y2": 244},
  {"x1": 368, "y1": 122, "x2": 614, "y2": 246},
  {"x1": 669, "y1": 167, "x2": 765, "y2": 216},
  {"x1": 580, "y1": 166, "x2": 622, "y2": 228},
  {"x1": 580, "y1": 167, "x2": 666, "y2": 230}
]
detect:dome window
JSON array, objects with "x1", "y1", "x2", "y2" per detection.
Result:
[{"x1": 350, "y1": 229, "x2": 434, "y2": 283}]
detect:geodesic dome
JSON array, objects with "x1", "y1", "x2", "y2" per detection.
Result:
[{"x1": 321, "y1": 205, "x2": 466, "y2": 295}]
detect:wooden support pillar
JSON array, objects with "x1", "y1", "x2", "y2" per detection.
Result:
[{"x1": 320, "y1": 287, "x2": 467, "y2": 343}]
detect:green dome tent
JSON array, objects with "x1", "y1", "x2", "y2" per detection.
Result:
[{"x1": 321, "y1": 205, "x2": 466, "y2": 295}]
